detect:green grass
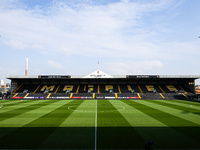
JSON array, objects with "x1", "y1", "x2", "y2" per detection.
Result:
[{"x1": 0, "y1": 99, "x2": 200, "y2": 149}]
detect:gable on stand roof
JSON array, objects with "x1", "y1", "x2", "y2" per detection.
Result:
[{"x1": 83, "y1": 70, "x2": 113, "y2": 78}]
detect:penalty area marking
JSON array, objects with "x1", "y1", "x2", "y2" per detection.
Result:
[{"x1": 68, "y1": 104, "x2": 125, "y2": 112}]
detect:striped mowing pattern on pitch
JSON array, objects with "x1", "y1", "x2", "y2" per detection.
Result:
[{"x1": 0, "y1": 100, "x2": 199, "y2": 149}]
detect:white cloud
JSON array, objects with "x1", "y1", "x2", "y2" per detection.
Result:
[
  {"x1": 4, "y1": 40, "x2": 28, "y2": 49},
  {"x1": 48, "y1": 60, "x2": 62, "y2": 69},
  {"x1": 159, "y1": 41, "x2": 200, "y2": 60},
  {"x1": 0, "y1": 0, "x2": 200, "y2": 79},
  {"x1": 0, "y1": 0, "x2": 181, "y2": 58},
  {"x1": 104, "y1": 60, "x2": 164, "y2": 75},
  {"x1": 0, "y1": 66, "x2": 23, "y2": 82}
]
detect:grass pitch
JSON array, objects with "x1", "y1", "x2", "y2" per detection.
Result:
[{"x1": 0, "y1": 99, "x2": 200, "y2": 149}]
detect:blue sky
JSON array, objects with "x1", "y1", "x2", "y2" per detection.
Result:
[{"x1": 0, "y1": 0, "x2": 200, "y2": 84}]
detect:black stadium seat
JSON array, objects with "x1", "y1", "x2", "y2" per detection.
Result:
[{"x1": 11, "y1": 83, "x2": 193, "y2": 100}]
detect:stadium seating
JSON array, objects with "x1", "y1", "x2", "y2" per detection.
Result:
[
  {"x1": 15, "y1": 84, "x2": 39, "y2": 93},
  {"x1": 10, "y1": 83, "x2": 193, "y2": 100}
]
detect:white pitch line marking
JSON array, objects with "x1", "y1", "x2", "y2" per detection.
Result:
[
  {"x1": 95, "y1": 100, "x2": 97, "y2": 150},
  {"x1": 190, "y1": 105, "x2": 200, "y2": 110}
]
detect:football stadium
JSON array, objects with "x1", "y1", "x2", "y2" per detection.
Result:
[
  {"x1": 1, "y1": 0, "x2": 200, "y2": 149},
  {"x1": 0, "y1": 69, "x2": 200, "y2": 150},
  {"x1": 6, "y1": 69, "x2": 200, "y2": 100}
]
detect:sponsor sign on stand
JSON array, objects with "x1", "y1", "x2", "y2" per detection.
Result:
[
  {"x1": 118, "y1": 97, "x2": 140, "y2": 99},
  {"x1": 105, "y1": 97, "x2": 116, "y2": 99},
  {"x1": 96, "y1": 97, "x2": 104, "y2": 99},
  {"x1": 48, "y1": 97, "x2": 70, "y2": 99},
  {"x1": 12, "y1": 97, "x2": 23, "y2": 99},
  {"x1": 24, "y1": 97, "x2": 45, "y2": 99},
  {"x1": 24, "y1": 97, "x2": 35, "y2": 99},
  {"x1": 71, "y1": 97, "x2": 92, "y2": 99}
]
